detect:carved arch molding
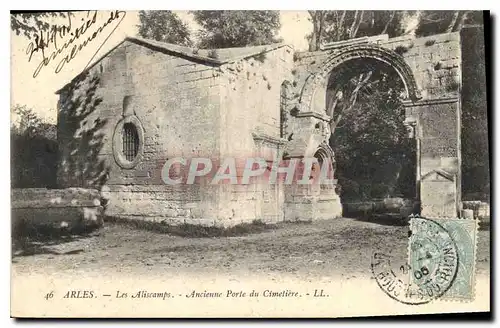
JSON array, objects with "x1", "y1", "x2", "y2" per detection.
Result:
[{"x1": 298, "y1": 44, "x2": 422, "y2": 113}]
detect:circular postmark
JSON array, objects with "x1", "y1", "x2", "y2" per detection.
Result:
[{"x1": 371, "y1": 216, "x2": 459, "y2": 305}]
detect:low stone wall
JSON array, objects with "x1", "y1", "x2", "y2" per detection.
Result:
[
  {"x1": 102, "y1": 184, "x2": 282, "y2": 227},
  {"x1": 11, "y1": 188, "x2": 104, "y2": 236},
  {"x1": 343, "y1": 198, "x2": 420, "y2": 219},
  {"x1": 101, "y1": 184, "x2": 219, "y2": 227},
  {"x1": 102, "y1": 183, "x2": 342, "y2": 227},
  {"x1": 462, "y1": 201, "x2": 490, "y2": 221}
]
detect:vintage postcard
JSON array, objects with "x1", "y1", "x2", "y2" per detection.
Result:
[{"x1": 10, "y1": 10, "x2": 490, "y2": 318}]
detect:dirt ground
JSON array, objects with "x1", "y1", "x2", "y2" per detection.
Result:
[{"x1": 11, "y1": 217, "x2": 490, "y2": 280}]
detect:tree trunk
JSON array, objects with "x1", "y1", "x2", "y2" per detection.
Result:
[
  {"x1": 316, "y1": 11, "x2": 324, "y2": 50},
  {"x1": 337, "y1": 11, "x2": 347, "y2": 41},
  {"x1": 446, "y1": 11, "x2": 460, "y2": 33},
  {"x1": 453, "y1": 11, "x2": 470, "y2": 31},
  {"x1": 402, "y1": 10, "x2": 420, "y2": 36},
  {"x1": 308, "y1": 11, "x2": 317, "y2": 51},
  {"x1": 329, "y1": 72, "x2": 373, "y2": 135},
  {"x1": 349, "y1": 11, "x2": 360, "y2": 39},
  {"x1": 351, "y1": 10, "x2": 364, "y2": 39},
  {"x1": 308, "y1": 10, "x2": 326, "y2": 51},
  {"x1": 381, "y1": 11, "x2": 396, "y2": 34}
]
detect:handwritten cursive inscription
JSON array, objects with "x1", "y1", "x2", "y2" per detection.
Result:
[{"x1": 26, "y1": 10, "x2": 126, "y2": 78}]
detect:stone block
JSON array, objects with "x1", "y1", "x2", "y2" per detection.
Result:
[
  {"x1": 461, "y1": 209, "x2": 474, "y2": 220},
  {"x1": 11, "y1": 188, "x2": 104, "y2": 235},
  {"x1": 420, "y1": 171, "x2": 457, "y2": 218}
]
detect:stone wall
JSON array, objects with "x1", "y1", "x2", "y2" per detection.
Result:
[
  {"x1": 57, "y1": 40, "x2": 223, "y2": 225},
  {"x1": 11, "y1": 188, "x2": 103, "y2": 235},
  {"x1": 55, "y1": 32, "x2": 466, "y2": 226},
  {"x1": 388, "y1": 33, "x2": 462, "y2": 217},
  {"x1": 101, "y1": 184, "x2": 218, "y2": 226},
  {"x1": 219, "y1": 45, "x2": 294, "y2": 156},
  {"x1": 294, "y1": 32, "x2": 461, "y2": 101},
  {"x1": 384, "y1": 32, "x2": 461, "y2": 100},
  {"x1": 462, "y1": 201, "x2": 490, "y2": 219},
  {"x1": 460, "y1": 26, "x2": 489, "y2": 201},
  {"x1": 57, "y1": 42, "x2": 302, "y2": 227},
  {"x1": 292, "y1": 32, "x2": 463, "y2": 218},
  {"x1": 216, "y1": 46, "x2": 295, "y2": 225}
]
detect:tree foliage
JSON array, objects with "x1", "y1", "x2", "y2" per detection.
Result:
[
  {"x1": 460, "y1": 26, "x2": 489, "y2": 200},
  {"x1": 11, "y1": 12, "x2": 72, "y2": 40},
  {"x1": 415, "y1": 10, "x2": 484, "y2": 37},
  {"x1": 137, "y1": 11, "x2": 192, "y2": 46},
  {"x1": 306, "y1": 11, "x2": 412, "y2": 200},
  {"x1": 191, "y1": 11, "x2": 281, "y2": 48},
  {"x1": 308, "y1": 11, "x2": 409, "y2": 129},
  {"x1": 306, "y1": 11, "x2": 487, "y2": 202},
  {"x1": 330, "y1": 71, "x2": 416, "y2": 201},
  {"x1": 10, "y1": 104, "x2": 58, "y2": 138},
  {"x1": 307, "y1": 10, "x2": 406, "y2": 51},
  {"x1": 307, "y1": 10, "x2": 485, "y2": 51},
  {"x1": 11, "y1": 105, "x2": 58, "y2": 188}
]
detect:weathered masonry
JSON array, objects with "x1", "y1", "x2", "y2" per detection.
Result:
[
  {"x1": 293, "y1": 32, "x2": 464, "y2": 218},
  {"x1": 56, "y1": 30, "x2": 467, "y2": 227}
]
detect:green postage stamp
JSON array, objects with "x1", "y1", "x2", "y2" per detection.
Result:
[
  {"x1": 409, "y1": 216, "x2": 478, "y2": 302},
  {"x1": 371, "y1": 215, "x2": 479, "y2": 305}
]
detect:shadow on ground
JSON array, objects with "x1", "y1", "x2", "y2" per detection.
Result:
[
  {"x1": 12, "y1": 224, "x2": 101, "y2": 258},
  {"x1": 349, "y1": 213, "x2": 490, "y2": 230},
  {"x1": 479, "y1": 221, "x2": 490, "y2": 231},
  {"x1": 345, "y1": 213, "x2": 409, "y2": 227},
  {"x1": 104, "y1": 216, "x2": 281, "y2": 238}
]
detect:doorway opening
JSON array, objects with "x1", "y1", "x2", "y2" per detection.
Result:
[{"x1": 324, "y1": 58, "x2": 418, "y2": 218}]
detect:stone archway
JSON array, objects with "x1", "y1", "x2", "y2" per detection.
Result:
[
  {"x1": 286, "y1": 44, "x2": 422, "y2": 161},
  {"x1": 289, "y1": 44, "x2": 421, "y2": 177},
  {"x1": 298, "y1": 44, "x2": 422, "y2": 114},
  {"x1": 287, "y1": 34, "x2": 464, "y2": 219},
  {"x1": 283, "y1": 139, "x2": 342, "y2": 221},
  {"x1": 312, "y1": 142, "x2": 339, "y2": 195}
]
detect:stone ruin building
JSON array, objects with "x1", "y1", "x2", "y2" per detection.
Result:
[{"x1": 55, "y1": 30, "x2": 472, "y2": 227}]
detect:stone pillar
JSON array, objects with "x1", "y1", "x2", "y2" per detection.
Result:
[
  {"x1": 280, "y1": 109, "x2": 342, "y2": 221},
  {"x1": 251, "y1": 132, "x2": 288, "y2": 223},
  {"x1": 403, "y1": 114, "x2": 419, "y2": 200},
  {"x1": 404, "y1": 97, "x2": 461, "y2": 217}
]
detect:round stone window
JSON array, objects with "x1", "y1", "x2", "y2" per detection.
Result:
[{"x1": 113, "y1": 116, "x2": 144, "y2": 169}]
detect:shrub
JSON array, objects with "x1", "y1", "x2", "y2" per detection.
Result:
[
  {"x1": 425, "y1": 39, "x2": 436, "y2": 47},
  {"x1": 394, "y1": 45, "x2": 408, "y2": 55}
]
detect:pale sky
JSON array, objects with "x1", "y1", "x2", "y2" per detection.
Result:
[{"x1": 11, "y1": 10, "x2": 312, "y2": 124}]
